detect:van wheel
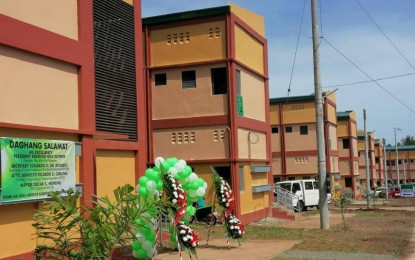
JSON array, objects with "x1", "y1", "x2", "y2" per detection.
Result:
[{"x1": 296, "y1": 201, "x2": 304, "y2": 212}]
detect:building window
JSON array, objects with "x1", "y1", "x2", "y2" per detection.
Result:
[
  {"x1": 358, "y1": 151, "x2": 361, "y2": 157},
  {"x1": 271, "y1": 127, "x2": 279, "y2": 134},
  {"x1": 182, "y1": 70, "x2": 196, "y2": 88},
  {"x1": 209, "y1": 27, "x2": 221, "y2": 39},
  {"x1": 190, "y1": 132, "x2": 196, "y2": 143},
  {"x1": 211, "y1": 67, "x2": 227, "y2": 95},
  {"x1": 167, "y1": 34, "x2": 172, "y2": 45},
  {"x1": 185, "y1": 32, "x2": 190, "y2": 43},
  {"x1": 345, "y1": 177, "x2": 352, "y2": 188},
  {"x1": 285, "y1": 126, "x2": 292, "y2": 133},
  {"x1": 398, "y1": 160, "x2": 402, "y2": 165},
  {"x1": 154, "y1": 73, "x2": 166, "y2": 86},
  {"x1": 375, "y1": 158, "x2": 380, "y2": 164},
  {"x1": 391, "y1": 161, "x2": 396, "y2": 166},
  {"x1": 342, "y1": 139, "x2": 350, "y2": 149},
  {"x1": 239, "y1": 167, "x2": 244, "y2": 192},
  {"x1": 173, "y1": 33, "x2": 178, "y2": 44},
  {"x1": 288, "y1": 176, "x2": 295, "y2": 181},
  {"x1": 300, "y1": 125, "x2": 308, "y2": 135},
  {"x1": 386, "y1": 160, "x2": 390, "y2": 166},
  {"x1": 213, "y1": 130, "x2": 225, "y2": 142}
]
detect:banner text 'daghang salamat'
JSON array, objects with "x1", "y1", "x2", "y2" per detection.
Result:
[{"x1": 1, "y1": 137, "x2": 76, "y2": 203}]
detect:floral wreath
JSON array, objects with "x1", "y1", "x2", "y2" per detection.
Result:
[
  {"x1": 225, "y1": 215, "x2": 245, "y2": 239},
  {"x1": 162, "y1": 172, "x2": 187, "y2": 224},
  {"x1": 176, "y1": 221, "x2": 199, "y2": 255}
]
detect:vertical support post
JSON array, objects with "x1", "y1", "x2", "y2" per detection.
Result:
[
  {"x1": 311, "y1": 0, "x2": 329, "y2": 229},
  {"x1": 383, "y1": 138, "x2": 388, "y2": 200},
  {"x1": 364, "y1": 109, "x2": 370, "y2": 209}
]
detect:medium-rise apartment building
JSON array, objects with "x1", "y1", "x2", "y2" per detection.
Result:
[
  {"x1": 385, "y1": 145, "x2": 415, "y2": 184},
  {"x1": 269, "y1": 93, "x2": 339, "y2": 191},
  {"x1": 142, "y1": 4, "x2": 271, "y2": 223},
  {"x1": 336, "y1": 111, "x2": 360, "y2": 196},
  {"x1": 357, "y1": 131, "x2": 376, "y2": 189}
]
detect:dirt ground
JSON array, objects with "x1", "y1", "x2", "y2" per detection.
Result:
[{"x1": 152, "y1": 198, "x2": 415, "y2": 260}]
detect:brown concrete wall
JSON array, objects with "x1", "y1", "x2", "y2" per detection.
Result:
[
  {"x1": 282, "y1": 101, "x2": 315, "y2": 124},
  {"x1": 238, "y1": 129, "x2": 267, "y2": 160},
  {"x1": 153, "y1": 126, "x2": 229, "y2": 160},
  {"x1": 284, "y1": 124, "x2": 316, "y2": 152},
  {"x1": 286, "y1": 155, "x2": 318, "y2": 174},
  {"x1": 151, "y1": 64, "x2": 228, "y2": 120}
]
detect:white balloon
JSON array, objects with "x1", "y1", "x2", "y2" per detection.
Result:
[
  {"x1": 146, "y1": 180, "x2": 157, "y2": 192},
  {"x1": 142, "y1": 240, "x2": 153, "y2": 250},
  {"x1": 136, "y1": 184, "x2": 140, "y2": 192},
  {"x1": 189, "y1": 189, "x2": 197, "y2": 197},
  {"x1": 203, "y1": 182, "x2": 208, "y2": 190},
  {"x1": 136, "y1": 233, "x2": 146, "y2": 242},
  {"x1": 154, "y1": 157, "x2": 165, "y2": 167},
  {"x1": 175, "y1": 159, "x2": 186, "y2": 171},
  {"x1": 188, "y1": 172, "x2": 198, "y2": 182},
  {"x1": 196, "y1": 187, "x2": 206, "y2": 197},
  {"x1": 146, "y1": 247, "x2": 155, "y2": 258},
  {"x1": 132, "y1": 250, "x2": 137, "y2": 258},
  {"x1": 168, "y1": 167, "x2": 178, "y2": 177}
]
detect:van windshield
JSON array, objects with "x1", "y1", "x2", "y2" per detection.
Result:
[{"x1": 279, "y1": 183, "x2": 291, "y2": 191}]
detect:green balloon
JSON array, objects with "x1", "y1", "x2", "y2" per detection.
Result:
[
  {"x1": 134, "y1": 218, "x2": 142, "y2": 225},
  {"x1": 148, "y1": 207, "x2": 157, "y2": 218},
  {"x1": 156, "y1": 181, "x2": 163, "y2": 191},
  {"x1": 165, "y1": 157, "x2": 177, "y2": 167},
  {"x1": 182, "y1": 182, "x2": 192, "y2": 190},
  {"x1": 196, "y1": 178, "x2": 204, "y2": 187},
  {"x1": 182, "y1": 166, "x2": 192, "y2": 177},
  {"x1": 139, "y1": 176, "x2": 149, "y2": 187},
  {"x1": 185, "y1": 205, "x2": 196, "y2": 216},
  {"x1": 136, "y1": 248, "x2": 147, "y2": 259},
  {"x1": 161, "y1": 161, "x2": 170, "y2": 171},
  {"x1": 147, "y1": 231, "x2": 156, "y2": 242},
  {"x1": 152, "y1": 166, "x2": 160, "y2": 172},
  {"x1": 145, "y1": 169, "x2": 159, "y2": 181},
  {"x1": 139, "y1": 187, "x2": 148, "y2": 197},
  {"x1": 132, "y1": 240, "x2": 141, "y2": 251},
  {"x1": 191, "y1": 181, "x2": 199, "y2": 190}
]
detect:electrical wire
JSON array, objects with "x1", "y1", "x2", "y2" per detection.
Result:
[
  {"x1": 287, "y1": 0, "x2": 307, "y2": 97},
  {"x1": 322, "y1": 37, "x2": 415, "y2": 114},
  {"x1": 354, "y1": 0, "x2": 415, "y2": 71},
  {"x1": 324, "y1": 72, "x2": 415, "y2": 88}
]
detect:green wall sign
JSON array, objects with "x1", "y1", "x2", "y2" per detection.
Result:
[{"x1": 1, "y1": 137, "x2": 76, "y2": 203}]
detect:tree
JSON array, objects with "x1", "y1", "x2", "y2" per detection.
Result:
[{"x1": 400, "y1": 135, "x2": 415, "y2": 146}]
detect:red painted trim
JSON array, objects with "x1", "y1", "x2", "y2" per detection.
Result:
[
  {"x1": 239, "y1": 207, "x2": 270, "y2": 224},
  {"x1": 272, "y1": 152, "x2": 282, "y2": 157},
  {"x1": 94, "y1": 140, "x2": 140, "y2": 150},
  {"x1": 234, "y1": 59, "x2": 268, "y2": 80},
  {"x1": 286, "y1": 150, "x2": 318, "y2": 156},
  {"x1": 152, "y1": 115, "x2": 228, "y2": 129},
  {"x1": 0, "y1": 14, "x2": 82, "y2": 65},
  {"x1": 80, "y1": 137, "x2": 95, "y2": 209},
  {"x1": 0, "y1": 122, "x2": 127, "y2": 140},
  {"x1": 3, "y1": 250, "x2": 35, "y2": 260},
  {"x1": 78, "y1": 0, "x2": 96, "y2": 132},
  {"x1": 326, "y1": 98, "x2": 336, "y2": 107},
  {"x1": 146, "y1": 58, "x2": 229, "y2": 70},
  {"x1": 231, "y1": 14, "x2": 266, "y2": 44},
  {"x1": 330, "y1": 150, "x2": 339, "y2": 156},
  {"x1": 279, "y1": 121, "x2": 317, "y2": 125},
  {"x1": 133, "y1": 0, "x2": 147, "y2": 178},
  {"x1": 236, "y1": 117, "x2": 269, "y2": 133}
]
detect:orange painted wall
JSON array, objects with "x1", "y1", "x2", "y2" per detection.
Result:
[
  {"x1": 337, "y1": 121, "x2": 348, "y2": 137},
  {"x1": 151, "y1": 65, "x2": 228, "y2": 120},
  {"x1": 286, "y1": 156, "x2": 318, "y2": 174},
  {"x1": 270, "y1": 132, "x2": 281, "y2": 152},
  {"x1": 0, "y1": 0, "x2": 78, "y2": 39},
  {"x1": 149, "y1": 21, "x2": 226, "y2": 67},
  {"x1": 228, "y1": 3, "x2": 265, "y2": 37},
  {"x1": 282, "y1": 101, "x2": 315, "y2": 124},
  {"x1": 0, "y1": 45, "x2": 79, "y2": 130},
  {"x1": 234, "y1": 25, "x2": 264, "y2": 74},
  {"x1": 95, "y1": 150, "x2": 137, "y2": 202},
  {"x1": 239, "y1": 164, "x2": 269, "y2": 214},
  {"x1": 269, "y1": 104, "x2": 280, "y2": 125}
]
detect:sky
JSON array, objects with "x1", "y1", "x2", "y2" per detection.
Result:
[{"x1": 141, "y1": 0, "x2": 415, "y2": 144}]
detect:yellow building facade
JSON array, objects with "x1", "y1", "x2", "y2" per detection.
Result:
[{"x1": 143, "y1": 4, "x2": 271, "y2": 224}]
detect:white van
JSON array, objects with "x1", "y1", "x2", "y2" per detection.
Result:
[{"x1": 275, "y1": 180, "x2": 330, "y2": 212}]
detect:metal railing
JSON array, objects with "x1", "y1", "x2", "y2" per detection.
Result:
[{"x1": 272, "y1": 186, "x2": 299, "y2": 214}]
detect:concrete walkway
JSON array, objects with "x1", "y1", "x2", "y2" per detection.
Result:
[{"x1": 405, "y1": 226, "x2": 415, "y2": 260}]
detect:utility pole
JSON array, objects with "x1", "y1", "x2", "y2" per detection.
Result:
[
  {"x1": 394, "y1": 127, "x2": 401, "y2": 186},
  {"x1": 311, "y1": 0, "x2": 329, "y2": 230},
  {"x1": 364, "y1": 109, "x2": 370, "y2": 209},
  {"x1": 383, "y1": 138, "x2": 388, "y2": 200}
]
